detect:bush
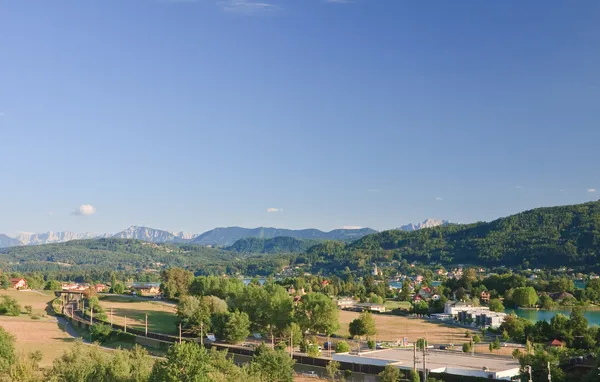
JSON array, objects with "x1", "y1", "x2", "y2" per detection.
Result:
[
  {"x1": 307, "y1": 344, "x2": 321, "y2": 357},
  {"x1": 112, "y1": 283, "x2": 125, "y2": 294},
  {"x1": 0, "y1": 296, "x2": 21, "y2": 316},
  {"x1": 24, "y1": 305, "x2": 33, "y2": 315},
  {"x1": 116, "y1": 330, "x2": 136, "y2": 343},
  {"x1": 30, "y1": 314, "x2": 42, "y2": 320},
  {"x1": 90, "y1": 323, "x2": 113, "y2": 343},
  {"x1": 344, "y1": 370, "x2": 352, "y2": 380},
  {"x1": 367, "y1": 340, "x2": 376, "y2": 350},
  {"x1": 275, "y1": 341, "x2": 287, "y2": 351},
  {"x1": 335, "y1": 341, "x2": 350, "y2": 353}
]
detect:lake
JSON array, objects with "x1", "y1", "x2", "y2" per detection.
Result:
[{"x1": 507, "y1": 308, "x2": 600, "y2": 326}]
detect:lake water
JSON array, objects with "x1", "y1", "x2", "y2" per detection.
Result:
[{"x1": 507, "y1": 308, "x2": 600, "y2": 326}]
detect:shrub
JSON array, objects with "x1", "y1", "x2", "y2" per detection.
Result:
[
  {"x1": 30, "y1": 314, "x2": 42, "y2": 320},
  {"x1": 90, "y1": 323, "x2": 113, "y2": 343},
  {"x1": 307, "y1": 344, "x2": 321, "y2": 357},
  {"x1": 24, "y1": 305, "x2": 33, "y2": 315},
  {"x1": 335, "y1": 341, "x2": 350, "y2": 353},
  {"x1": 275, "y1": 341, "x2": 287, "y2": 351},
  {"x1": 0, "y1": 296, "x2": 21, "y2": 316},
  {"x1": 367, "y1": 340, "x2": 376, "y2": 350},
  {"x1": 116, "y1": 330, "x2": 136, "y2": 343}
]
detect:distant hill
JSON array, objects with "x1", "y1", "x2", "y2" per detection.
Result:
[
  {"x1": 0, "y1": 234, "x2": 22, "y2": 248},
  {"x1": 0, "y1": 238, "x2": 236, "y2": 272},
  {"x1": 227, "y1": 236, "x2": 316, "y2": 254},
  {"x1": 349, "y1": 200, "x2": 600, "y2": 268},
  {"x1": 192, "y1": 227, "x2": 377, "y2": 246}
]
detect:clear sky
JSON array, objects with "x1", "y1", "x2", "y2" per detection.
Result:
[{"x1": 1, "y1": 0, "x2": 599, "y2": 235}]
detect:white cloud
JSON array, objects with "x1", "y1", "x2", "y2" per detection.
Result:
[
  {"x1": 589, "y1": 188, "x2": 597, "y2": 193},
  {"x1": 266, "y1": 207, "x2": 282, "y2": 213},
  {"x1": 0, "y1": 112, "x2": 5, "y2": 117},
  {"x1": 72, "y1": 204, "x2": 96, "y2": 216},
  {"x1": 220, "y1": 0, "x2": 277, "y2": 13},
  {"x1": 342, "y1": 225, "x2": 362, "y2": 230},
  {"x1": 435, "y1": 197, "x2": 443, "y2": 201},
  {"x1": 515, "y1": 185, "x2": 523, "y2": 189}
]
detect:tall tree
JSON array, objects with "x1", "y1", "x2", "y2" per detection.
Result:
[
  {"x1": 160, "y1": 268, "x2": 194, "y2": 299},
  {"x1": 223, "y1": 311, "x2": 250, "y2": 345},
  {"x1": 295, "y1": 293, "x2": 339, "y2": 335}
]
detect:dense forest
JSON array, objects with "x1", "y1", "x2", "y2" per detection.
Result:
[
  {"x1": 226, "y1": 237, "x2": 316, "y2": 254},
  {"x1": 348, "y1": 200, "x2": 600, "y2": 268}
]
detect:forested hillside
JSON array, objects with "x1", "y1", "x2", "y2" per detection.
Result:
[
  {"x1": 347, "y1": 200, "x2": 600, "y2": 268},
  {"x1": 227, "y1": 236, "x2": 315, "y2": 254}
]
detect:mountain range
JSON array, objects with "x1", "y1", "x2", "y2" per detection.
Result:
[{"x1": 0, "y1": 219, "x2": 448, "y2": 248}]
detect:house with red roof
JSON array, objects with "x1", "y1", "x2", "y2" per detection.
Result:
[{"x1": 10, "y1": 278, "x2": 27, "y2": 290}]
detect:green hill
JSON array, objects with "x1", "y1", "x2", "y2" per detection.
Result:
[
  {"x1": 349, "y1": 200, "x2": 600, "y2": 268},
  {"x1": 226, "y1": 236, "x2": 315, "y2": 254}
]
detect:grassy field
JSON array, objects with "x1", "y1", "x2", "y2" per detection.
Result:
[
  {"x1": 98, "y1": 295, "x2": 179, "y2": 335},
  {"x1": 0, "y1": 290, "x2": 75, "y2": 368},
  {"x1": 384, "y1": 300, "x2": 412, "y2": 311},
  {"x1": 0, "y1": 289, "x2": 56, "y2": 315}
]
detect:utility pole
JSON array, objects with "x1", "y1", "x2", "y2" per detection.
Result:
[
  {"x1": 548, "y1": 361, "x2": 552, "y2": 382},
  {"x1": 124, "y1": 316, "x2": 127, "y2": 333},
  {"x1": 413, "y1": 343, "x2": 417, "y2": 375},
  {"x1": 422, "y1": 340, "x2": 427, "y2": 382},
  {"x1": 110, "y1": 308, "x2": 113, "y2": 327},
  {"x1": 179, "y1": 323, "x2": 182, "y2": 344},
  {"x1": 200, "y1": 322, "x2": 204, "y2": 346},
  {"x1": 90, "y1": 304, "x2": 93, "y2": 325},
  {"x1": 290, "y1": 330, "x2": 294, "y2": 358},
  {"x1": 526, "y1": 365, "x2": 532, "y2": 382},
  {"x1": 145, "y1": 314, "x2": 148, "y2": 337}
]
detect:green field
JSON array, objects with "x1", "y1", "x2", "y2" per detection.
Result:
[
  {"x1": 98, "y1": 295, "x2": 179, "y2": 335},
  {"x1": 384, "y1": 300, "x2": 412, "y2": 311}
]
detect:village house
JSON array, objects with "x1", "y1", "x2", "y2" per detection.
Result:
[
  {"x1": 10, "y1": 278, "x2": 27, "y2": 290},
  {"x1": 94, "y1": 284, "x2": 107, "y2": 293},
  {"x1": 131, "y1": 285, "x2": 160, "y2": 296},
  {"x1": 549, "y1": 339, "x2": 564, "y2": 348},
  {"x1": 356, "y1": 303, "x2": 386, "y2": 313},
  {"x1": 480, "y1": 291, "x2": 491, "y2": 303},
  {"x1": 336, "y1": 297, "x2": 358, "y2": 309}
]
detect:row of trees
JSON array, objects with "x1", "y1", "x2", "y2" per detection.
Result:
[{"x1": 166, "y1": 270, "x2": 340, "y2": 346}]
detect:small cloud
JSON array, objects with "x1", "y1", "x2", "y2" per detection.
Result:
[
  {"x1": 515, "y1": 185, "x2": 523, "y2": 189},
  {"x1": 266, "y1": 208, "x2": 282, "y2": 213},
  {"x1": 560, "y1": 189, "x2": 566, "y2": 192},
  {"x1": 435, "y1": 197, "x2": 443, "y2": 201},
  {"x1": 342, "y1": 225, "x2": 362, "y2": 230},
  {"x1": 220, "y1": 0, "x2": 277, "y2": 13},
  {"x1": 72, "y1": 204, "x2": 96, "y2": 216},
  {"x1": 48, "y1": 211, "x2": 54, "y2": 216},
  {"x1": 589, "y1": 188, "x2": 597, "y2": 193}
]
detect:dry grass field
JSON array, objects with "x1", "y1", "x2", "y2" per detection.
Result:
[
  {"x1": 98, "y1": 295, "x2": 179, "y2": 335},
  {"x1": 338, "y1": 310, "x2": 473, "y2": 345},
  {"x1": 0, "y1": 289, "x2": 55, "y2": 315},
  {"x1": 0, "y1": 315, "x2": 76, "y2": 368}
]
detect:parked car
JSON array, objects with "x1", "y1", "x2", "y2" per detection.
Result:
[
  {"x1": 302, "y1": 371, "x2": 319, "y2": 378},
  {"x1": 439, "y1": 345, "x2": 447, "y2": 350},
  {"x1": 323, "y1": 342, "x2": 333, "y2": 350}
]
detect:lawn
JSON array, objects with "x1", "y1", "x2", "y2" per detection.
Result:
[
  {"x1": 384, "y1": 300, "x2": 412, "y2": 311},
  {"x1": 98, "y1": 295, "x2": 179, "y2": 335}
]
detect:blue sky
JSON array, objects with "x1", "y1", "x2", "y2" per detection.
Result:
[{"x1": 1, "y1": 0, "x2": 599, "y2": 235}]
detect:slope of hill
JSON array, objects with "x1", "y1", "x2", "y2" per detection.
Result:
[
  {"x1": 192, "y1": 227, "x2": 377, "y2": 246},
  {"x1": 227, "y1": 236, "x2": 316, "y2": 254},
  {"x1": 0, "y1": 234, "x2": 22, "y2": 248},
  {"x1": 349, "y1": 200, "x2": 600, "y2": 268},
  {"x1": 0, "y1": 238, "x2": 235, "y2": 272}
]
